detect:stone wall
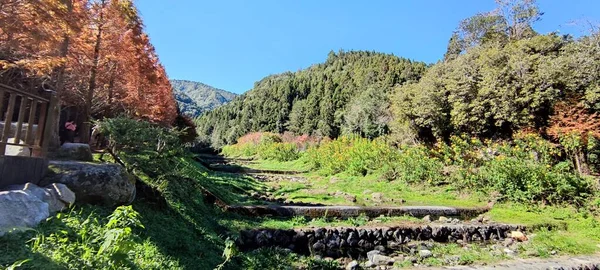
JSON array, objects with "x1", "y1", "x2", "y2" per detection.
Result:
[{"x1": 237, "y1": 224, "x2": 526, "y2": 258}]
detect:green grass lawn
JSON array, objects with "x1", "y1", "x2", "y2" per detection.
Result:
[{"x1": 235, "y1": 156, "x2": 600, "y2": 265}]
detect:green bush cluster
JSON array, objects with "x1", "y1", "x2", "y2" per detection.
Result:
[
  {"x1": 99, "y1": 116, "x2": 185, "y2": 157},
  {"x1": 221, "y1": 133, "x2": 300, "y2": 161},
  {"x1": 257, "y1": 142, "x2": 300, "y2": 162},
  {"x1": 431, "y1": 134, "x2": 595, "y2": 204},
  {"x1": 300, "y1": 133, "x2": 595, "y2": 204},
  {"x1": 304, "y1": 136, "x2": 398, "y2": 176}
]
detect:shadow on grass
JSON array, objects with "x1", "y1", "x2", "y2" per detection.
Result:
[{"x1": 0, "y1": 232, "x2": 64, "y2": 270}]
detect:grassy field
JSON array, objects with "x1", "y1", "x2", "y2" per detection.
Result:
[{"x1": 227, "y1": 156, "x2": 600, "y2": 265}]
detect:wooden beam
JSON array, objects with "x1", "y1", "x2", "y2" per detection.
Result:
[
  {"x1": 25, "y1": 100, "x2": 38, "y2": 145},
  {"x1": 0, "y1": 94, "x2": 17, "y2": 155},
  {"x1": 14, "y1": 97, "x2": 28, "y2": 143},
  {"x1": 40, "y1": 93, "x2": 58, "y2": 156}
]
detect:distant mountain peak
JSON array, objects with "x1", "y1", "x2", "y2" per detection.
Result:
[{"x1": 171, "y1": 79, "x2": 237, "y2": 117}]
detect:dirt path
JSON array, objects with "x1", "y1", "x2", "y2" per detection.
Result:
[{"x1": 420, "y1": 255, "x2": 600, "y2": 270}]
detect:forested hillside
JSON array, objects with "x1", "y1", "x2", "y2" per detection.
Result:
[
  {"x1": 196, "y1": 51, "x2": 428, "y2": 147},
  {"x1": 171, "y1": 80, "x2": 237, "y2": 117}
]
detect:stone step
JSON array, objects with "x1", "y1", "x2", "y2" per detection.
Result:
[
  {"x1": 237, "y1": 224, "x2": 526, "y2": 257},
  {"x1": 227, "y1": 205, "x2": 489, "y2": 219}
]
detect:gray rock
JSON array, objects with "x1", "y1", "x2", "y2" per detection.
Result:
[
  {"x1": 422, "y1": 215, "x2": 432, "y2": 222},
  {"x1": 371, "y1": 254, "x2": 394, "y2": 266},
  {"x1": 53, "y1": 143, "x2": 93, "y2": 161},
  {"x1": 444, "y1": 255, "x2": 460, "y2": 264},
  {"x1": 47, "y1": 183, "x2": 76, "y2": 207},
  {"x1": 5, "y1": 182, "x2": 73, "y2": 213},
  {"x1": 41, "y1": 161, "x2": 135, "y2": 206},
  {"x1": 346, "y1": 260, "x2": 359, "y2": 270},
  {"x1": 344, "y1": 194, "x2": 357, "y2": 203},
  {"x1": 5, "y1": 138, "x2": 30, "y2": 157},
  {"x1": 419, "y1": 249, "x2": 433, "y2": 258},
  {"x1": 371, "y1": 192, "x2": 384, "y2": 202},
  {"x1": 504, "y1": 248, "x2": 516, "y2": 256},
  {"x1": 0, "y1": 190, "x2": 49, "y2": 236},
  {"x1": 367, "y1": 250, "x2": 381, "y2": 262}
]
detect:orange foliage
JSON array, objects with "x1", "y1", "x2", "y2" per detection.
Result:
[
  {"x1": 0, "y1": 0, "x2": 177, "y2": 125},
  {"x1": 547, "y1": 101, "x2": 600, "y2": 142}
]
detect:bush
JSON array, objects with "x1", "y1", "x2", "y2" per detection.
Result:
[
  {"x1": 392, "y1": 146, "x2": 445, "y2": 184},
  {"x1": 305, "y1": 136, "x2": 398, "y2": 176},
  {"x1": 465, "y1": 157, "x2": 593, "y2": 204},
  {"x1": 258, "y1": 142, "x2": 300, "y2": 162},
  {"x1": 100, "y1": 117, "x2": 184, "y2": 157}
]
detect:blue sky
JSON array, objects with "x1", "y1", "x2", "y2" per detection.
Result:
[{"x1": 136, "y1": 0, "x2": 600, "y2": 94}]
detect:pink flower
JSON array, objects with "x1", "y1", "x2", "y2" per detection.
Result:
[{"x1": 65, "y1": 122, "x2": 77, "y2": 131}]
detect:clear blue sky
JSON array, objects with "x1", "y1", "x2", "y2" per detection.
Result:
[{"x1": 136, "y1": 0, "x2": 600, "y2": 94}]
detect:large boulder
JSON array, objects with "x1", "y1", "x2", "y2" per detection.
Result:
[
  {"x1": 41, "y1": 161, "x2": 135, "y2": 206},
  {"x1": 0, "y1": 190, "x2": 49, "y2": 236},
  {"x1": 5, "y1": 182, "x2": 76, "y2": 213},
  {"x1": 53, "y1": 143, "x2": 93, "y2": 161}
]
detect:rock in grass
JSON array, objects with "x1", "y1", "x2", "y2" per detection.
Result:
[
  {"x1": 5, "y1": 182, "x2": 75, "y2": 213},
  {"x1": 41, "y1": 160, "x2": 135, "y2": 206},
  {"x1": 346, "y1": 260, "x2": 359, "y2": 270},
  {"x1": 423, "y1": 215, "x2": 432, "y2": 222},
  {"x1": 504, "y1": 248, "x2": 516, "y2": 256},
  {"x1": 0, "y1": 189, "x2": 49, "y2": 236},
  {"x1": 344, "y1": 194, "x2": 357, "y2": 203},
  {"x1": 419, "y1": 249, "x2": 433, "y2": 258},
  {"x1": 371, "y1": 192, "x2": 384, "y2": 202},
  {"x1": 510, "y1": 231, "x2": 528, "y2": 242},
  {"x1": 438, "y1": 216, "x2": 449, "y2": 223}
]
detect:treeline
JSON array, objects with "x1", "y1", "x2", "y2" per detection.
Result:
[
  {"x1": 0, "y1": 0, "x2": 177, "y2": 138},
  {"x1": 390, "y1": 0, "x2": 600, "y2": 174},
  {"x1": 196, "y1": 51, "x2": 427, "y2": 147},
  {"x1": 197, "y1": 0, "x2": 599, "y2": 175}
]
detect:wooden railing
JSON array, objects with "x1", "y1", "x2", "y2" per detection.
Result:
[{"x1": 0, "y1": 83, "x2": 58, "y2": 157}]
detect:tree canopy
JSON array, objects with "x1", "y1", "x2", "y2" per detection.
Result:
[{"x1": 196, "y1": 50, "x2": 427, "y2": 147}]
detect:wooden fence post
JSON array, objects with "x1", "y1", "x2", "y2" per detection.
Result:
[{"x1": 41, "y1": 92, "x2": 58, "y2": 156}]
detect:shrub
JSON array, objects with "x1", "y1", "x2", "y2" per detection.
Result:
[
  {"x1": 466, "y1": 157, "x2": 593, "y2": 204},
  {"x1": 100, "y1": 117, "x2": 184, "y2": 157},
  {"x1": 392, "y1": 146, "x2": 445, "y2": 184},
  {"x1": 258, "y1": 142, "x2": 300, "y2": 162},
  {"x1": 305, "y1": 136, "x2": 398, "y2": 176}
]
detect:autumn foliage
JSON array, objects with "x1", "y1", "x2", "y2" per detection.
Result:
[
  {"x1": 547, "y1": 100, "x2": 600, "y2": 175},
  {"x1": 0, "y1": 0, "x2": 177, "y2": 128}
]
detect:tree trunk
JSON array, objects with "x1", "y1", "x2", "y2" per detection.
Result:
[
  {"x1": 575, "y1": 149, "x2": 591, "y2": 176},
  {"x1": 50, "y1": 0, "x2": 73, "y2": 150},
  {"x1": 82, "y1": 0, "x2": 105, "y2": 144}
]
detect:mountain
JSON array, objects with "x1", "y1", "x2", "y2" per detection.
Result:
[
  {"x1": 171, "y1": 80, "x2": 237, "y2": 117},
  {"x1": 195, "y1": 50, "x2": 428, "y2": 147}
]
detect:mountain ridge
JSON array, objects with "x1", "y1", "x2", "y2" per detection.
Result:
[{"x1": 171, "y1": 79, "x2": 237, "y2": 117}]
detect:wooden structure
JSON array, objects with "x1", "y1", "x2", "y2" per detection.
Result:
[{"x1": 0, "y1": 83, "x2": 57, "y2": 188}]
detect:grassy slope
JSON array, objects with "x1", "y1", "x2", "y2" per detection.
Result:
[
  {"x1": 2, "y1": 150, "x2": 599, "y2": 269},
  {"x1": 234, "y1": 157, "x2": 600, "y2": 262},
  {"x1": 0, "y1": 152, "x2": 299, "y2": 270}
]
